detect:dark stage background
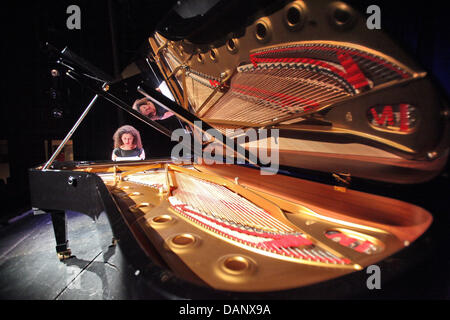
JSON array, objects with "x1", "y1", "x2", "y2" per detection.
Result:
[{"x1": 0, "y1": 0, "x2": 449, "y2": 222}]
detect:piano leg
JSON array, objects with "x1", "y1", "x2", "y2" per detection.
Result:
[{"x1": 50, "y1": 210, "x2": 72, "y2": 261}]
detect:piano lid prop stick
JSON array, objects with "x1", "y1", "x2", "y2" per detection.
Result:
[{"x1": 42, "y1": 94, "x2": 99, "y2": 170}]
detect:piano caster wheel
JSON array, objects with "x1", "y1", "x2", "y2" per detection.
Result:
[{"x1": 57, "y1": 249, "x2": 72, "y2": 261}]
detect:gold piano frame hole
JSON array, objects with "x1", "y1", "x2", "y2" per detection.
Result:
[
  {"x1": 209, "y1": 48, "x2": 219, "y2": 62},
  {"x1": 148, "y1": 214, "x2": 176, "y2": 228},
  {"x1": 327, "y1": 2, "x2": 356, "y2": 30},
  {"x1": 129, "y1": 202, "x2": 151, "y2": 213},
  {"x1": 171, "y1": 233, "x2": 197, "y2": 247},
  {"x1": 152, "y1": 215, "x2": 173, "y2": 224},
  {"x1": 226, "y1": 38, "x2": 239, "y2": 54},
  {"x1": 128, "y1": 191, "x2": 142, "y2": 197},
  {"x1": 224, "y1": 256, "x2": 249, "y2": 272},
  {"x1": 254, "y1": 18, "x2": 272, "y2": 43},
  {"x1": 114, "y1": 185, "x2": 131, "y2": 194},
  {"x1": 333, "y1": 8, "x2": 351, "y2": 25},
  {"x1": 218, "y1": 255, "x2": 256, "y2": 276},
  {"x1": 121, "y1": 191, "x2": 142, "y2": 199},
  {"x1": 197, "y1": 53, "x2": 204, "y2": 64},
  {"x1": 284, "y1": 1, "x2": 307, "y2": 31}
]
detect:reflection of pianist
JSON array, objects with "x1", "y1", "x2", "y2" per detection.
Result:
[
  {"x1": 111, "y1": 125, "x2": 145, "y2": 161},
  {"x1": 132, "y1": 88, "x2": 174, "y2": 120}
]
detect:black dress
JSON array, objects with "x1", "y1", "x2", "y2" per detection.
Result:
[{"x1": 113, "y1": 147, "x2": 143, "y2": 158}]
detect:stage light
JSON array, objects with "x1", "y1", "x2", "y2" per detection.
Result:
[
  {"x1": 51, "y1": 69, "x2": 60, "y2": 77},
  {"x1": 51, "y1": 108, "x2": 63, "y2": 119}
]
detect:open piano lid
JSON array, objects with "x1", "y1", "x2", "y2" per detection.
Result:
[{"x1": 149, "y1": 0, "x2": 450, "y2": 184}]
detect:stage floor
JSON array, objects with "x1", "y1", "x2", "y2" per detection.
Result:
[{"x1": 0, "y1": 210, "x2": 163, "y2": 300}]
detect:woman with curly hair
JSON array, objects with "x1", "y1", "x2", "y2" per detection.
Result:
[{"x1": 111, "y1": 125, "x2": 145, "y2": 161}]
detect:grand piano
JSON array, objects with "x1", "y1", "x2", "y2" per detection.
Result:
[{"x1": 29, "y1": 0, "x2": 449, "y2": 298}]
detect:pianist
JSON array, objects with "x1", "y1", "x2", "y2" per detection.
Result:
[{"x1": 111, "y1": 125, "x2": 146, "y2": 161}]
